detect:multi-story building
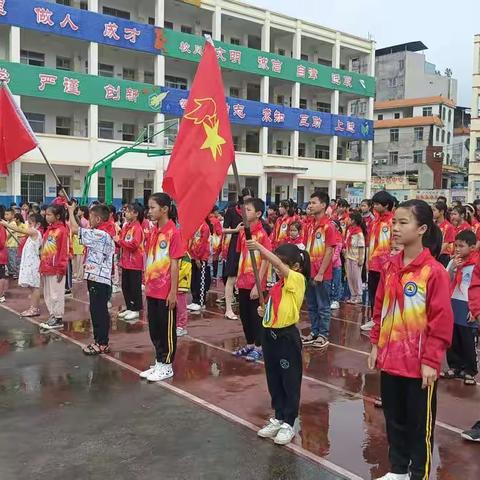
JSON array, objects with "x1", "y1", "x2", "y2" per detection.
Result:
[
  {"x1": 372, "y1": 96, "x2": 455, "y2": 189},
  {"x1": 469, "y1": 34, "x2": 480, "y2": 201},
  {"x1": 0, "y1": 0, "x2": 375, "y2": 207}
]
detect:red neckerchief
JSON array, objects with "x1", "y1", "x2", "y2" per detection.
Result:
[
  {"x1": 451, "y1": 252, "x2": 479, "y2": 294},
  {"x1": 346, "y1": 225, "x2": 362, "y2": 248},
  {"x1": 288, "y1": 235, "x2": 303, "y2": 245},
  {"x1": 235, "y1": 205, "x2": 242, "y2": 217},
  {"x1": 269, "y1": 279, "x2": 284, "y2": 326},
  {"x1": 384, "y1": 248, "x2": 432, "y2": 316}
]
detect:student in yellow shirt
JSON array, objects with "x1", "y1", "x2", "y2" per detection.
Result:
[
  {"x1": 246, "y1": 239, "x2": 310, "y2": 446},
  {"x1": 4, "y1": 208, "x2": 26, "y2": 279}
]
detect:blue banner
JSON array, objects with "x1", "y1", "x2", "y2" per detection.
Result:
[{"x1": 161, "y1": 88, "x2": 373, "y2": 140}]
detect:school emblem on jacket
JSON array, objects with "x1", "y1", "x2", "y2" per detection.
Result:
[
  {"x1": 281, "y1": 223, "x2": 288, "y2": 231},
  {"x1": 160, "y1": 240, "x2": 168, "y2": 249},
  {"x1": 382, "y1": 226, "x2": 389, "y2": 233},
  {"x1": 316, "y1": 232, "x2": 322, "y2": 239},
  {"x1": 404, "y1": 281, "x2": 417, "y2": 297}
]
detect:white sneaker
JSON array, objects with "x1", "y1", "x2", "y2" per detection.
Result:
[
  {"x1": 375, "y1": 473, "x2": 410, "y2": 480},
  {"x1": 139, "y1": 362, "x2": 157, "y2": 379},
  {"x1": 187, "y1": 303, "x2": 201, "y2": 312},
  {"x1": 147, "y1": 362, "x2": 174, "y2": 382},
  {"x1": 118, "y1": 310, "x2": 131, "y2": 319},
  {"x1": 176, "y1": 327, "x2": 188, "y2": 337},
  {"x1": 274, "y1": 423, "x2": 295, "y2": 445},
  {"x1": 124, "y1": 311, "x2": 140, "y2": 321},
  {"x1": 0, "y1": 296, "x2": 5, "y2": 303},
  {"x1": 361, "y1": 320, "x2": 374, "y2": 331},
  {"x1": 330, "y1": 301, "x2": 340, "y2": 309},
  {"x1": 257, "y1": 418, "x2": 283, "y2": 438}
]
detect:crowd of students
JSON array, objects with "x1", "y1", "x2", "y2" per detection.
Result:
[{"x1": 0, "y1": 187, "x2": 479, "y2": 478}]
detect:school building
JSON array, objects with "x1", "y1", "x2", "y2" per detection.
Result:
[{"x1": 0, "y1": 0, "x2": 375, "y2": 208}]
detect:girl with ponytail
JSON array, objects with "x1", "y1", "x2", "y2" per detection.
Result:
[{"x1": 368, "y1": 199, "x2": 453, "y2": 480}]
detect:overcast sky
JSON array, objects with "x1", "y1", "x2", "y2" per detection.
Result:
[{"x1": 254, "y1": 0, "x2": 477, "y2": 106}]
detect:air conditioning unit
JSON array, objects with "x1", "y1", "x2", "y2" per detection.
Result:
[
  {"x1": 374, "y1": 160, "x2": 379, "y2": 165},
  {"x1": 382, "y1": 159, "x2": 388, "y2": 165}
]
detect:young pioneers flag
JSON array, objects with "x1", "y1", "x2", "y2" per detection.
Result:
[
  {"x1": 0, "y1": 82, "x2": 38, "y2": 174},
  {"x1": 162, "y1": 40, "x2": 235, "y2": 241}
]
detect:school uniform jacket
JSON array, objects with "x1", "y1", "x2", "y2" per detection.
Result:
[
  {"x1": 118, "y1": 220, "x2": 144, "y2": 271},
  {"x1": 368, "y1": 212, "x2": 393, "y2": 272},
  {"x1": 188, "y1": 222, "x2": 211, "y2": 261},
  {"x1": 468, "y1": 260, "x2": 480, "y2": 319},
  {"x1": 370, "y1": 248, "x2": 453, "y2": 378},
  {"x1": 40, "y1": 221, "x2": 68, "y2": 276}
]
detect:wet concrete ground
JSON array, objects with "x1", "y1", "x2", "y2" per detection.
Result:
[{"x1": 1, "y1": 279, "x2": 479, "y2": 479}]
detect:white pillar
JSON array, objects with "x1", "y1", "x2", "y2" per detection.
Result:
[
  {"x1": 329, "y1": 178, "x2": 337, "y2": 199},
  {"x1": 9, "y1": 26, "x2": 21, "y2": 201},
  {"x1": 88, "y1": 0, "x2": 98, "y2": 11},
  {"x1": 365, "y1": 42, "x2": 375, "y2": 198},
  {"x1": 86, "y1": 40, "x2": 99, "y2": 200},
  {"x1": 291, "y1": 23, "x2": 301, "y2": 162},
  {"x1": 154, "y1": 0, "x2": 166, "y2": 149},
  {"x1": 292, "y1": 175, "x2": 298, "y2": 202},
  {"x1": 258, "y1": 173, "x2": 268, "y2": 202},
  {"x1": 212, "y1": 2, "x2": 222, "y2": 41},
  {"x1": 260, "y1": 14, "x2": 270, "y2": 158},
  {"x1": 330, "y1": 35, "x2": 341, "y2": 189}
]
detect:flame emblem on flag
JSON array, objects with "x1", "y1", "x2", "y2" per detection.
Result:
[{"x1": 184, "y1": 97, "x2": 226, "y2": 161}]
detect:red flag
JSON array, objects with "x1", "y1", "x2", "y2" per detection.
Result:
[
  {"x1": 0, "y1": 82, "x2": 38, "y2": 174},
  {"x1": 162, "y1": 40, "x2": 234, "y2": 241}
]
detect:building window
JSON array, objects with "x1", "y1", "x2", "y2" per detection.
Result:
[
  {"x1": 148, "y1": 17, "x2": 155, "y2": 26},
  {"x1": 414, "y1": 126, "x2": 424, "y2": 141},
  {"x1": 227, "y1": 183, "x2": 237, "y2": 203},
  {"x1": 351, "y1": 103, "x2": 358, "y2": 115},
  {"x1": 102, "y1": 6, "x2": 130, "y2": 19},
  {"x1": 448, "y1": 109, "x2": 452, "y2": 122},
  {"x1": 276, "y1": 95, "x2": 285, "y2": 105},
  {"x1": 394, "y1": 112, "x2": 401, "y2": 119},
  {"x1": 422, "y1": 106, "x2": 432, "y2": 116},
  {"x1": 278, "y1": 48, "x2": 285, "y2": 56},
  {"x1": 20, "y1": 50, "x2": 45, "y2": 67},
  {"x1": 299, "y1": 98, "x2": 307, "y2": 109},
  {"x1": 57, "y1": 176, "x2": 72, "y2": 197},
  {"x1": 246, "y1": 131, "x2": 259, "y2": 153},
  {"x1": 377, "y1": 114, "x2": 384, "y2": 120},
  {"x1": 413, "y1": 150, "x2": 423, "y2": 164},
  {"x1": 164, "y1": 21, "x2": 173, "y2": 30},
  {"x1": 122, "y1": 179, "x2": 134, "y2": 204},
  {"x1": 99, "y1": 63, "x2": 114, "y2": 77},
  {"x1": 436, "y1": 127, "x2": 440, "y2": 142},
  {"x1": 298, "y1": 142, "x2": 306, "y2": 157},
  {"x1": 98, "y1": 177, "x2": 105, "y2": 202},
  {"x1": 315, "y1": 144, "x2": 329, "y2": 159},
  {"x1": 98, "y1": 121, "x2": 114, "y2": 140},
  {"x1": 442, "y1": 107, "x2": 446, "y2": 120},
  {"x1": 230, "y1": 37, "x2": 241, "y2": 45},
  {"x1": 390, "y1": 128, "x2": 399, "y2": 142},
  {"x1": 21, "y1": 174, "x2": 45, "y2": 204},
  {"x1": 56, "y1": 116, "x2": 72, "y2": 136},
  {"x1": 447, "y1": 132, "x2": 451, "y2": 144},
  {"x1": 232, "y1": 136, "x2": 240, "y2": 151},
  {"x1": 399, "y1": 59, "x2": 405, "y2": 69},
  {"x1": 25, "y1": 113, "x2": 45, "y2": 134},
  {"x1": 181, "y1": 25, "x2": 192, "y2": 34},
  {"x1": 56, "y1": 0, "x2": 71, "y2": 5},
  {"x1": 388, "y1": 78, "x2": 398, "y2": 87},
  {"x1": 229, "y1": 87, "x2": 240, "y2": 98},
  {"x1": 441, "y1": 129, "x2": 445, "y2": 143},
  {"x1": 275, "y1": 140, "x2": 283, "y2": 155},
  {"x1": 359, "y1": 102, "x2": 367, "y2": 115},
  {"x1": 165, "y1": 75, "x2": 187, "y2": 90},
  {"x1": 316, "y1": 102, "x2": 330, "y2": 113},
  {"x1": 122, "y1": 124, "x2": 136, "y2": 142},
  {"x1": 389, "y1": 151, "x2": 399, "y2": 165},
  {"x1": 80, "y1": 1, "x2": 88, "y2": 9},
  {"x1": 300, "y1": 53, "x2": 309, "y2": 61},
  {"x1": 56, "y1": 56, "x2": 72, "y2": 71},
  {"x1": 144, "y1": 71, "x2": 154, "y2": 84},
  {"x1": 122, "y1": 68, "x2": 136, "y2": 81}
]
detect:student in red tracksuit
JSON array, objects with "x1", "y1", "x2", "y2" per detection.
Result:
[
  {"x1": 286, "y1": 221, "x2": 305, "y2": 250},
  {"x1": 39, "y1": 204, "x2": 69, "y2": 330},
  {"x1": 432, "y1": 201, "x2": 455, "y2": 267},
  {"x1": 187, "y1": 219, "x2": 212, "y2": 312},
  {"x1": 271, "y1": 200, "x2": 298, "y2": 250},
  {"x1": 115, "y1": 203, "x2": 144, "y2": 322},
  {"x1": 140, "y1": 193, "x2": 184, "y2": 383},
  {"x1": 369, "y1": 199, "x2": 453, "y2": 480}
]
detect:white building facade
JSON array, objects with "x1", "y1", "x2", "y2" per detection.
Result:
[
  {"x1": 469, "y1": 34, "x2": 480, "y2": 201},
  {"x1": 0, "y1": 0, "x2": 375, "y2": 208}
]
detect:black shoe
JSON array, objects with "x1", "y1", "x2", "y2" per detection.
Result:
[
  {"x1": 461, "y1": 421, "x2": 480, "y2": 442},
  {"x1": 65, "y1": 289, "x2": 72, "y2": 296},
  {"x1": 40, "y1": 317, "x2": 64, "y2": 330}
]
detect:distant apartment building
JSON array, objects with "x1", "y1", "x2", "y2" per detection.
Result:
[{"x1": 469, "y1": 35, "x2": 480, "y2": 200}]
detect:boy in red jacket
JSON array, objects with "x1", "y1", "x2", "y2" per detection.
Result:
[
  {"x1": 39, "y1": 204, "x2": 68, "y2": 330},
  {"x1": 187, "y1": 219, "x2": 212, "y2": 312},
  {"x1": 115, "y1": 203, "x2": 144, "y2": 322}
]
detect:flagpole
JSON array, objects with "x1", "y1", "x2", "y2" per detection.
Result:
[
  {"x1": 37, "y1": 146, "x2": 70, "y2": 202},
  {"x1": 231, "y1": 159, "x2": 265, "y2": 308}
]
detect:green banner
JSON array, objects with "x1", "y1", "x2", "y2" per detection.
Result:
[
  {"x1": 163, "y1": 29, "x2": 375, "y2": 97},
  {"x1": 0, "y1": 61, "x2": 164, "y2": 112}
]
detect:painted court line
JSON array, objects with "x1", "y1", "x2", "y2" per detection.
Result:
[
  {"x1": 1, "y1": 302, "x2": 468, "y2": 439},
  {"x1": 2, "y1": 305, "x2": 361, "y2": 480}
]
